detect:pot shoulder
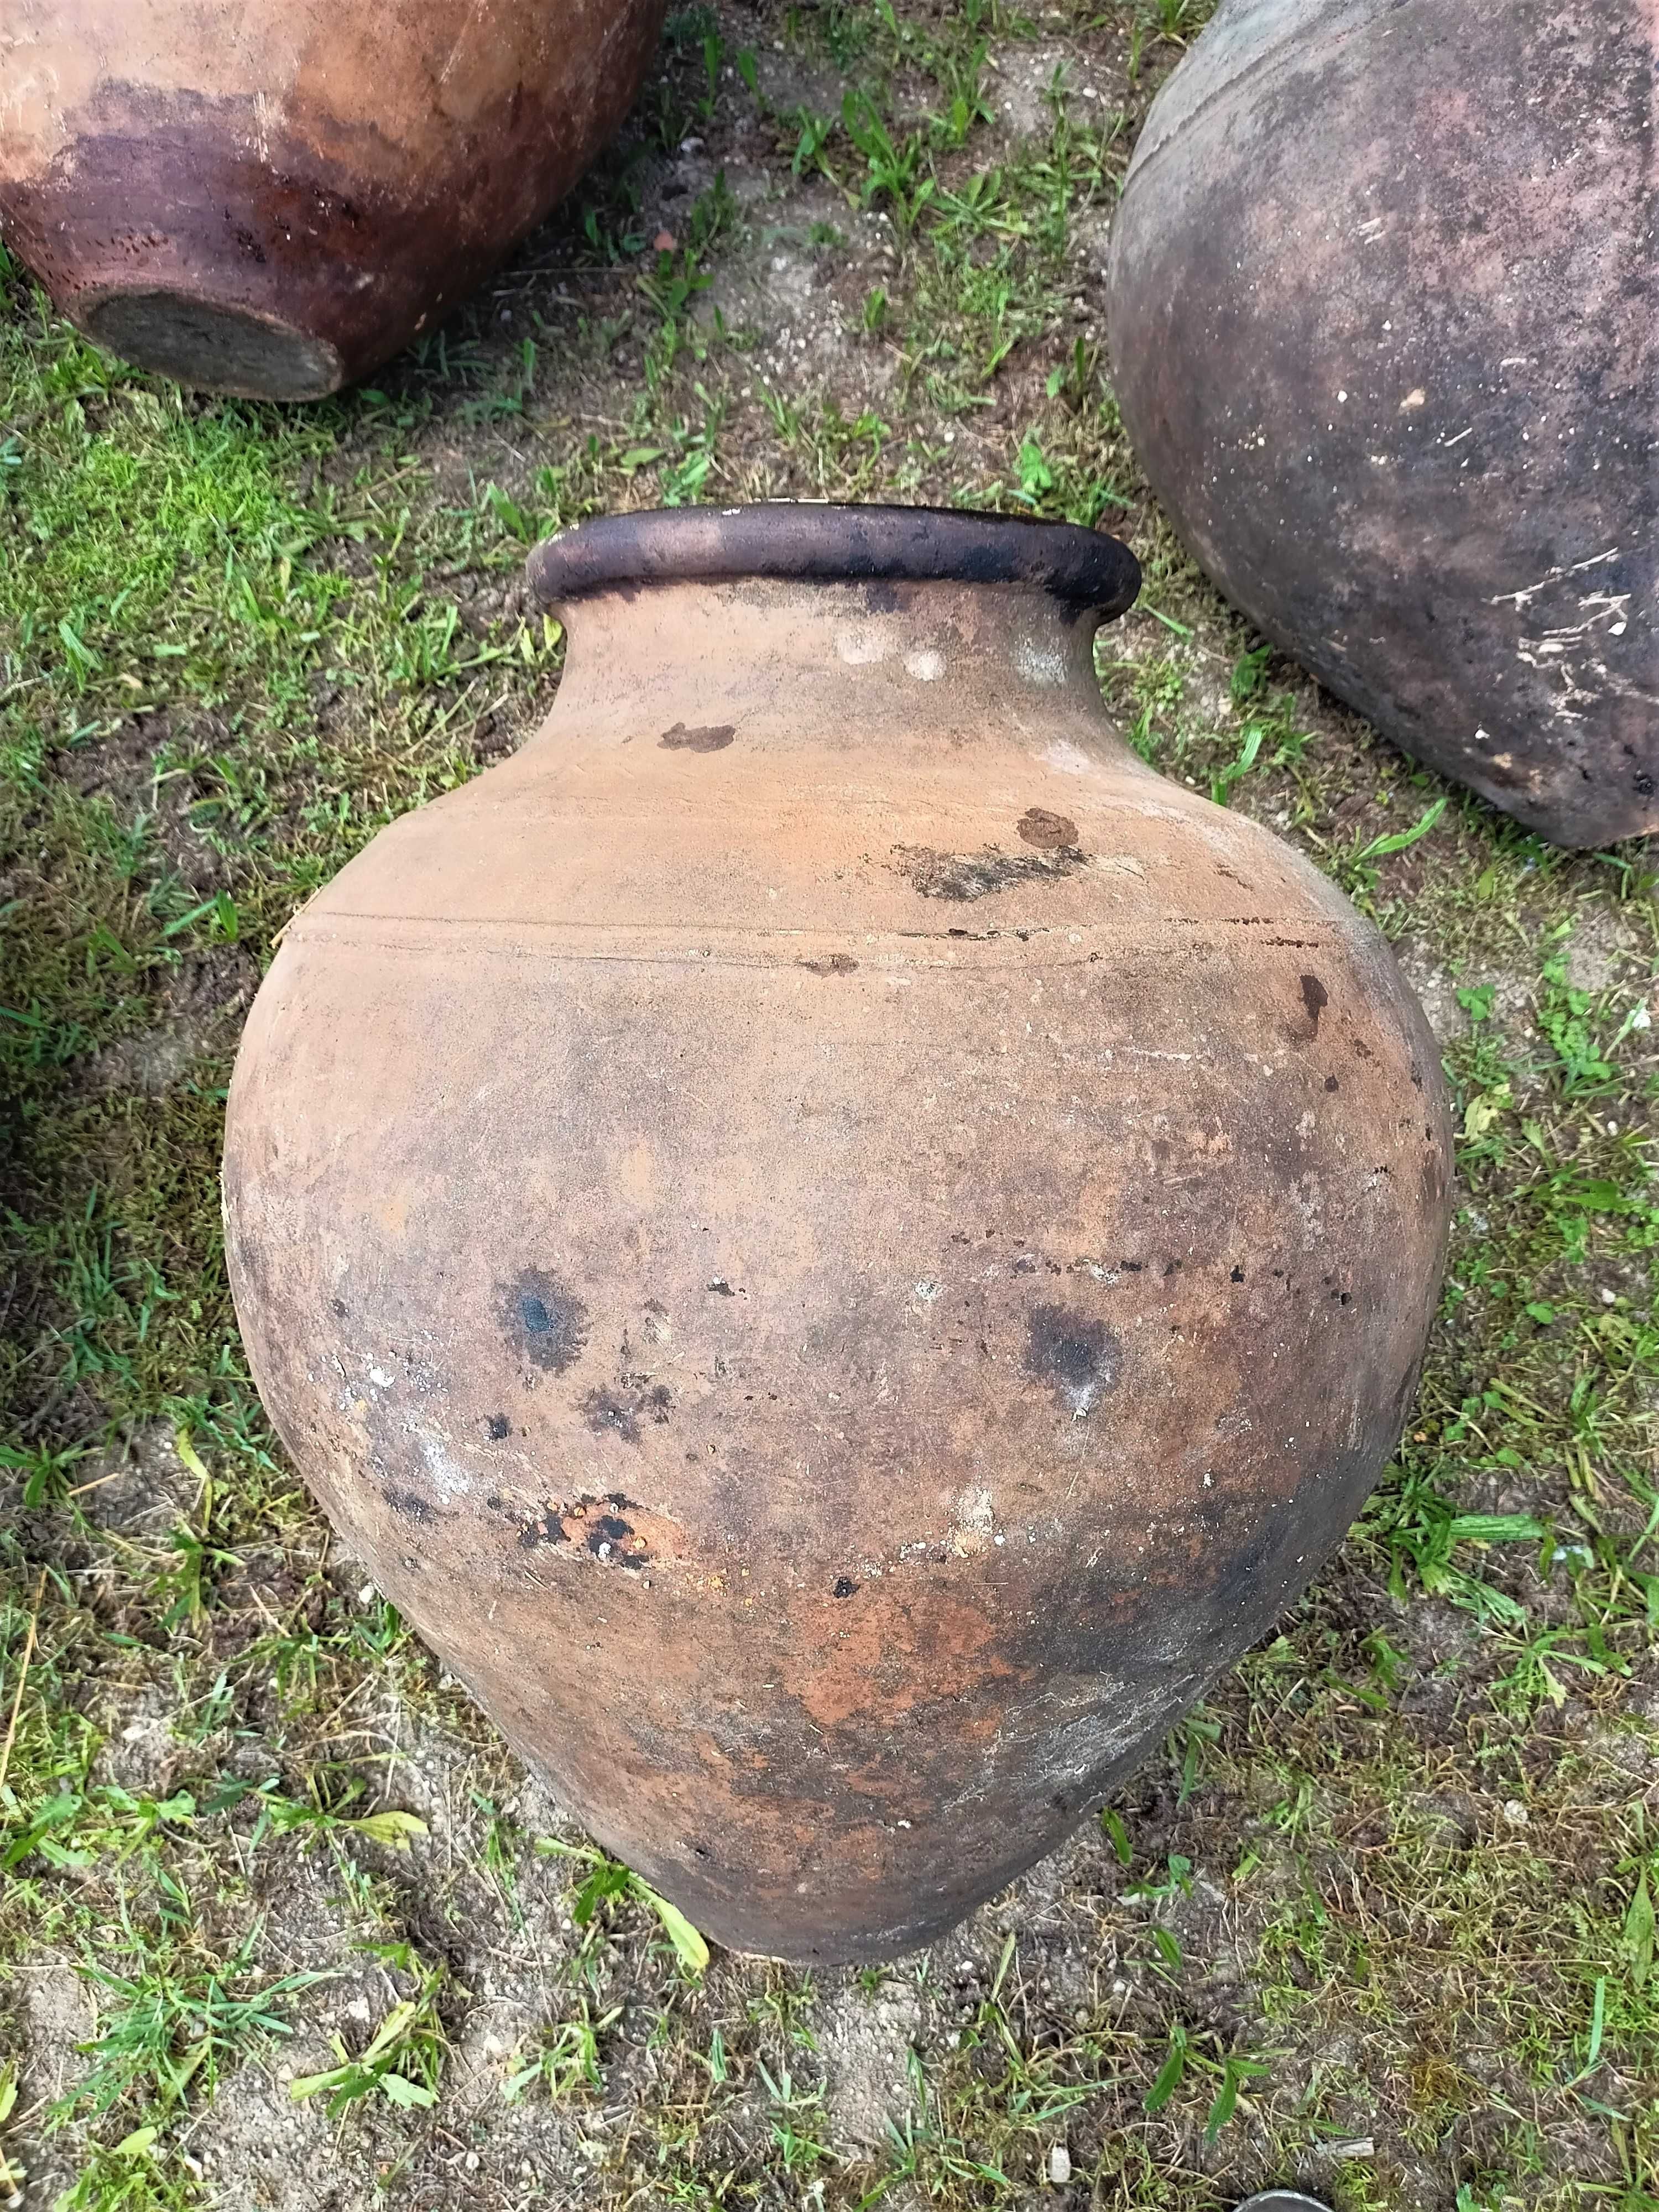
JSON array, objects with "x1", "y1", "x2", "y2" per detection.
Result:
[{"x1": 295, "y1": 714, "x2": 1420, "y2": 968}]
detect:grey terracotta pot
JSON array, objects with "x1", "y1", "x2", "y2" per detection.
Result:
[{"x1": 1108, "y1": 0, "x2": 1658, "y2": 848}]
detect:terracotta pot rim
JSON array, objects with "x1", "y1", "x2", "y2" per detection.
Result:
[{"x1": 528, "y1": 502, "x2": 1141, "y2": 615}]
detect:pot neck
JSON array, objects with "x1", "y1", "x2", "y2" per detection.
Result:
[{"x1": 538, "y1": 577, "x2": 1128, "y2": 753}]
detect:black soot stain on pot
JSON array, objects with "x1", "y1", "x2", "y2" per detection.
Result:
[
  {"x1": 514, "y1": 1506, "x2": 570, "y2": 1550},
  {"x1": 507, "y1": 1491, "x2": 649, "y2": 1567},
  {"x1": 384, "y1": 1488, "x2": 436, "y2": 1522},
  {"x1": 1301, "y1": 974, "x2": 1329, "y2": 1034},
  {"x1": 1026, "y1": 1306, "x2": 1121, "y2": 1417},
  {"x1": 581, "y1": 1383, "x2": 672, "y2": 1443},
  {"x1": 586, "y1": 1509, "x2": 634, "y2": 1548},
  {"x1": 660, "y1": 722, "x2": 737, "y2": 752},
  {"x1": 891, "y1": 842, "x2": 1088, "y2": 900},
  {"x1": 500, "y1": 1269, "x2": 589, "y2": 1373}
]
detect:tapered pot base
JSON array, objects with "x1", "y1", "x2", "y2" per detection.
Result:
[
  {"x1": 0, "y1": 0, "x2": 669, "y2": 399},
  {"x1": 81, "y1": 291, "x2": 344, "y2": 401}
]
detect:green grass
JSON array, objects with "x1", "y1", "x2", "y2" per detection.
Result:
[{"x1": 3, "y1": 0, "x2": 1657, "y2": 2206}]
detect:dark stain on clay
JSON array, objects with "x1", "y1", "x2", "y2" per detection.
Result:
[
  {"x1": 581, "y1": 1381, "x2": 672, "y2": 1443},
  {"x1": 384, "y1": 1488, "x2": 436, "y2": 1522},
  {"x1": 801, "y1": 952, "x2": 859, "y2": 975},
  {"x1": 517, "y1": 1508, "x2": 569, "y2": 1550},
  {"x1": 1016, "y1": 806, "x2": 1078, "y2": 849},
  {"x1": 660, "y1": 722, "x2": 737, "y2": 752},
  {"x1": 1300, "y1": 974, "x2": 1329, "y2": 1034},
  {"x1": 1025, "y1": 1306, "x2": 1121, "y2": 1416},
  {"x1": 516, "y1": 1491, "x2": 652, "y2": 1567},
  {"x1": 891, "y1": 842, "x2": 1089, "y2": 900},
  {"x1": 499, "y1": 1269, "x2": 588, "y2": 1374}
]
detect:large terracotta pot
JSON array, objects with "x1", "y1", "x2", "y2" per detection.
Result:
[
  {"x1": 0, "y1": 0, "x2": 666, "y2": 399},
  {"x1": 223, "y1": 505, "x2": 1453, "y2": 1961},
  {"x1": 1107, "y1": 0, "x2": 1658, "y2": 850}
]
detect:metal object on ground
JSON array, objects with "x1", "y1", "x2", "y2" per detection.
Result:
[
  {"x1": 1107, "y1": 0, "x2": 1658, "y2": 849},
  {"x1": 0, "y1": 0, "x2": 667, "y2": 399},
  {"x1": 224, "y1": 503, "x2": 1453, "y2": 1961},
  {"x1": 1234, "y1": 2195, "x2": 1333, "y2": 2212}
]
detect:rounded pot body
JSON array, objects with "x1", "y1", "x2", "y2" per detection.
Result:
[
  {"x1": 0, "y1": 0, "x2": 666, "y2": 398},
  {"x1": 1107, "y1": 0, "x2": 1659, "y2": 849},
  {"x1": 223, "y1": 507, "x2": 1452, "y2": 1962}
]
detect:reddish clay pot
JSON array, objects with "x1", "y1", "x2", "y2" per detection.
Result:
[
  {"x1": 1107, "y1": 0, "x2": 1658, "y2": 849},
  {"x1": 223, "y1": 505, "x2": 1452, "y2": 1961},
  {"x1": 0, "y1": 0, "x2": 666, "y2": 399}
]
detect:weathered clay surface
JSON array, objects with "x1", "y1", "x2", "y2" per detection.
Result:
[
  {"x1": 0, "y1": 0, "x2": 666, "y2": 397},
  {"x1": 1107, "y1": 0, "x2": 1659, "y2": 849},
  {"x1": 223, "y1": 505, "x2": 1452, "y2": 1961}
]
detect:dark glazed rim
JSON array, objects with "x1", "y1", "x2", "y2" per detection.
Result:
[{"x1": 528, "y1": 503, "x2": 1141, "y2": 618}]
